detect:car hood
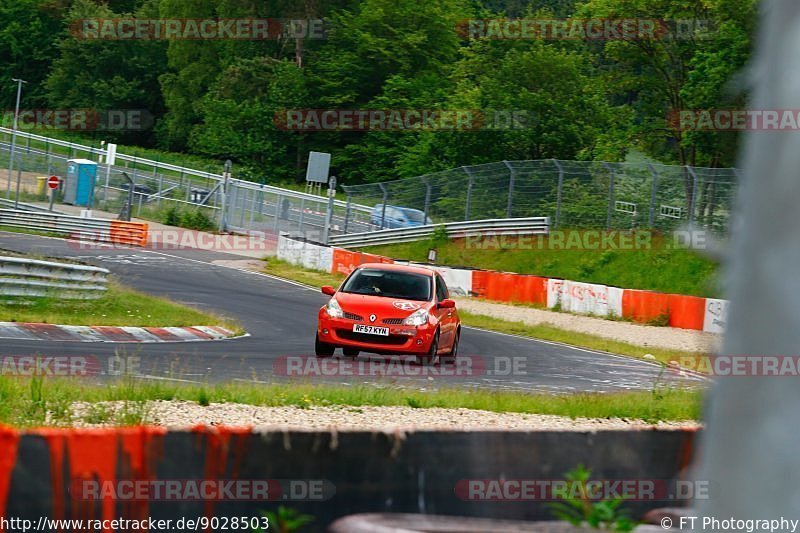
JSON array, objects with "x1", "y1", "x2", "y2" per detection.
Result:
[{"x1": 334, "y1": 292, "x2": 430, "y2": 317}]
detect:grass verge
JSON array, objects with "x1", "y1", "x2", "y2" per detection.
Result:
[
  {"x1": 0, "y1": 280, "x2": 241, "y2": 330},
  {"x1": 460, "y1": 311, "x2": 708, "y2": 367},
  {"x1": 258, "y1": 258, "x2": 709, "y2": 367},
  {"x1": 262, "y1": 257, "x2": 346, "y2": 288},
  {"x1": 0, "y1": 377, "x2": 702, "y2": 427},
  {"x1": 361, "y1": 234, "x2": 720, "y2": 298}
]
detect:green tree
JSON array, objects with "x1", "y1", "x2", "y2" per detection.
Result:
[
  {"x1": 190, "y1": 58, "x2": 310, "y2": 181},
  {"x1": 0, "y1": 0, "x2": 67, "y2": 108},
  {"x1": 46, "y1": 0, "x2": 167, "y2": 144}
]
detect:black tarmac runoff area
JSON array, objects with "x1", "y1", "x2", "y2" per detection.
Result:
[{"x1": 0, "y1": 231, "x2": 704, "y2": 393}]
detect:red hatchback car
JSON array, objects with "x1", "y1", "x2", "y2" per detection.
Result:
[{"x1": 316, "y1": 263, "x2": 461, "y2": 365}]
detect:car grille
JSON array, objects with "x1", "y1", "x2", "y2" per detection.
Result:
[
  {"x1": 336, "y1": 330, "x2": 408, "y2": 345},
  {"x1": 382, "y1": 318, "x2": 404, "y2": 325},
  {"x1": 343, "y1": 311, "x2": 363, "y2": 321}
]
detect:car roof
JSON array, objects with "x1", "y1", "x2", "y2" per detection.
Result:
[{"x1": 355, "y1": 262, "x2": 435, "y2": 276}]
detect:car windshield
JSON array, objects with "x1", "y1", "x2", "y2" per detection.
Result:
[
  {"x1": 401, "y1": 209, "x2": 426, "y2": 223},
  {"x1": 340, "y1": 268, "x2": 432, "y2": 301}
]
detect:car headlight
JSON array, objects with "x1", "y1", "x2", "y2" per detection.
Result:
[
  {"x1": 325, "y1": 298, "x2": 344, "y2": 318},
  {"x1": 402, "y1": 309, "x2": 429, "y2": 326}
]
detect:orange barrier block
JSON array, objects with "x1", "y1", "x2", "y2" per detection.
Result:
[
  {"x1": 471, "y1": 270, "x2": 490, "y2": 298},
  {"x1": 515, "y1": 275, "x2": 548, "y2": 306},
  {"x1": 331, "y1": 250, "x2": 394, "y2": 276},
  {"x1": 331, "y1": 248, "x2": 358, "y2": 275},
  {"x1": 483, "y1": 272, "x2": 513, "y2": 301},
  {"x1": 622, "y1": 290, "x2": 670, "y2": 323},
  {"x1": 110, "y1": 221, "x2": 149, "y2": 247},
  {"x1": 667, "y1": 294, "x2": 706, "y2": 330}
]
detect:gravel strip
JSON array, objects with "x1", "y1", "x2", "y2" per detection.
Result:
[
  {"x1": 457, "y1": 298, "x2": 720, "y2": 353},
  {"x1": 66, "y1": 401, "x2": 700, "y2": 432}
]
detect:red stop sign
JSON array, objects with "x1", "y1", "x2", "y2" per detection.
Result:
[{"x1": 47, "y1": 176, "x2": 60, "y2": 189}]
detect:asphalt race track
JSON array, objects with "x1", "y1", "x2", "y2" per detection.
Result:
[{"x1": 0, "y1": 231, "x2": 704, "y2": 393}]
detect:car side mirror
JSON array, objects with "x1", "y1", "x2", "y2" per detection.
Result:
[
  {"x1": 437, "y1": 299, "x2": 456, "y2": 309},
  {"x1": 321, "y1": 286, "x2": 336, "y2": 296}
]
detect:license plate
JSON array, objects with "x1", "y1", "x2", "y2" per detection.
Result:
[{"x1": 353, "y1": 324, "x2": 389, "y2": 336}]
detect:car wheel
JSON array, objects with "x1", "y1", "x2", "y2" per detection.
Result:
[
  {"x1": 416, "y1": 330, "x2": 440, "y2": 366},
  {"x1": 315, "y1": 334, "x2": 335, "y2": 358},
  {"x1": 343, "y1": 348, "x2": 359, "y2": 358},
  {"x1": 443, "y1": 328, "x2": 460, "y2": 364}
]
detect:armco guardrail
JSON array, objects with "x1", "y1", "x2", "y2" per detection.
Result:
[
  {"x1": 328, "y1": 217, "x2": 550, "y2": 247},
  {"x1": 0, "y1": 256, "x2": 109, "y2": 299},
  {"x1": 0, "y1": 209, "x2": 148, "y2": 246},
  {"x1": 0, "y1": 198, "x2": 65, "y2": 214}
]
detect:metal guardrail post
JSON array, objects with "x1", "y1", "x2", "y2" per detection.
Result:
[
  {"x1": 298, "y1": 196, "x2": 306, "y2": 232},
  {"x1": 552, "y1": 159, "x2": 564, "y2": 228},
  {"x1": 646, "y1": 163, "x2": 659, "y2": 227},
  {"x1": 463, "y1": 166, "x2": 474, "y2": 221},
  {"x1": 685, "y1": 165, "x2": 699, "y2": 223},
  {"x1": 503, "y1": 160, "x2": 515, "y2": 218},
  {"x1": 379, "y1": 183, "x2": 388, "y2": 229},
  {"x1": 423, "y1": 177, "x2": 432, "y2": 223},
  {"x1": 323, "y1": 176, "x2": 337, "y2": 245},
  {"x1": 6, "y1": 78, "x2": 25, "y2": 200},
  {"x1": 219, "y1": 160, "x2": 231, "y2": 232},
  {"x1": 273, "y1": 193, "x2": 281, "y2": 233},
  {"x1": 603, "y1": 162, "x2": 616, "y2": 230},
  {"x1": 343, "y1": 195, "x2": 352, "y2": 234}
]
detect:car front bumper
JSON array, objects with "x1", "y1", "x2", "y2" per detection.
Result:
[{"x1": 317, "y1": 313, "x2": 436, "y2": 355}]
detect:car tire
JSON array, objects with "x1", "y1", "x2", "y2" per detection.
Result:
[
  {"x1": 315, "y1": 334, "x2": 335, "y2": 358},
  {"x1": 343, "y1": 348, "x2": 359, "y2": 358},
  {"x1": 416, "y1": 330, "x2": 440, "y2": 366},
  {"x1": 443, "y1": 328, "x2": 460, "y2": 364}
]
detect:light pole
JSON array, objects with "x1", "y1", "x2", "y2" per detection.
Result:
[
  {"x1": 219, "y1": 159, "x2": 232, "y2": 232},
  {"x1": 6, "y1": 78, "x2": 26, "y2": 201}
]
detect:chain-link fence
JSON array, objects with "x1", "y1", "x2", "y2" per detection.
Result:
[
  {"x1": 0, "y1": 131, "x2": 367, "y2": 241},
  {"x1": 341, "y1": 160, "x2": 740, "y2": 234},
  {"x1": 0, "y1": 128, "x2": 740, "y2": 240}
]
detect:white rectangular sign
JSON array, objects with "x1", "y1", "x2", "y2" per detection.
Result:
[{"x1": 306, "y1": 151, "x2": 331, "y2": 183}]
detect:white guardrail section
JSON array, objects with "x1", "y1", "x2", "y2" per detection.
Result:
[
  {"x1": 0, "y1": 127, "x2": 373, "y2": 216},
  {"x1": 0, "y1": 209, "x2": 148, "y2": 246},
  {"x1": 0, "y1": 256, "x2": 109, "y2": 299},
  {"x1": 328, "y1": 217, "x2": 550, "y2": 247}
]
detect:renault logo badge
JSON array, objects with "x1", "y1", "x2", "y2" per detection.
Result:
[{"x1": 369, "y1": 314, "x2": 377, "y2": 323}]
